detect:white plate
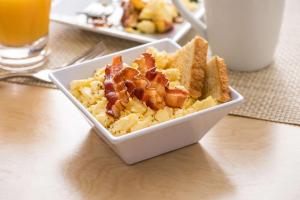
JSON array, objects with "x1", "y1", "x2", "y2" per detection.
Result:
[
  {"x1": 51, "y1": 0, "x2": 204, "y2": 43},
  {"x1": 49, "y1": 39, "x2": 244, "y2": 164}
]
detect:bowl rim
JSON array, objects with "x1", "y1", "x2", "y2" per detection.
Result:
[{"x1": 49, "y1": 39, "x2": 244, "y2": 144}]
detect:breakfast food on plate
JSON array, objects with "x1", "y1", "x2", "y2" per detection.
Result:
[
  {"x1": 70, "y1": 36, "x2": 231, "y2": 136},
  {"x1": 81, "y1": 0, "x2": 199, "y2": 34},
  {"x1": 122, "y1": 0, "x2": 179, "y2": 33},
  {"x1": 122, "y1": 0, "x2": 198, "y2": 34}
]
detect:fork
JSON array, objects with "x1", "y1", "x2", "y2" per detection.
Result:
[{"x1": 0, "y1": 41, "x2": 107, "y2": 83}]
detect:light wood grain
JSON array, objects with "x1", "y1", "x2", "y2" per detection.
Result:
[{"x1": 0, "y1": 82, "x2": 300, "y2": 200}]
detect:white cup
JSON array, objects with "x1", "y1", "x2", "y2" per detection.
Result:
[{"x1": 172, "y1": 0, "x2": 285, "y2": 71}]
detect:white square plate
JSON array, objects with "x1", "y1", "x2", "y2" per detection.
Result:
[
  {"x1": 51, "y1": 0, "x2": 204, "y2": 43},
  {"x1": 49, "y1": 39, "x2": 244, "y2": 164}
]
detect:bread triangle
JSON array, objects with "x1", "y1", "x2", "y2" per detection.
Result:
[
  {"x1": 203, "y1": 56, "x2": 231, "y2": 102},
  {"x1": 168, "y1": 36, "x2": 208, "y2": 98}
]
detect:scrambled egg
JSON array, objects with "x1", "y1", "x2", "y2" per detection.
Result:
[{"x1": 70, "y1": 48, "x2": 217, "y2": 136}]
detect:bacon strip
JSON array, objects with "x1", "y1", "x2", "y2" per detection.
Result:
[
  {"x1": 135, "y1": 53, "x2": 155, "y2": 76},
  {"x1": 133, "y1": 53, "x2": 168, "y2": 109},
  {"x1": 104, "y1": 53, "x2": 189, "y2": 119},
  {"x1": 104, "y1": 56, "x2": 127, "y2": 118},
  {"x1": 105, "y1": 56, "x2": 123, "y2": 78},
  {"x1": 165, "y1": 88, "x2": 189, "y2": 108}
]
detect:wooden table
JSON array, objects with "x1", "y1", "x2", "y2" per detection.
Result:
[{"x1": 1, "y1": 81, "x2": 300, "y2": 200}]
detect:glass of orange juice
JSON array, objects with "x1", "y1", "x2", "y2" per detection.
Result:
[{"x1": 0, "y1": 0, "x2": 51, "y2": 71}]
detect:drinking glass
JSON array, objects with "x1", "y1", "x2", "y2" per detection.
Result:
[{"x1": 0, "y1": 0, "x2": 51, "y2": 71}]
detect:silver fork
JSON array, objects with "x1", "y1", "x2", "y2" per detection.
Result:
[{"x1": 0, "y1": 42, "x2": 107, "y2": 83}]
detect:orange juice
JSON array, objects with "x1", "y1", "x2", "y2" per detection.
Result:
[{"x1": 0, "y1": 0, "x2": 51, "y2": 47}]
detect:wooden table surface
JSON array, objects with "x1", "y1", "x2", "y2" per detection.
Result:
[{"x1": 1, "y1": 81, "x2": 300, "y2": 200}]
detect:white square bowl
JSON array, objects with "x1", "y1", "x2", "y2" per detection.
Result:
[{"x1": 49, "y1": 39, "x2": 244, "y2": 164}]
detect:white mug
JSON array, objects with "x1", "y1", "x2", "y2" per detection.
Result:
[{"x1": 172, "y1": 0, "x2": 285, "y2": 71}]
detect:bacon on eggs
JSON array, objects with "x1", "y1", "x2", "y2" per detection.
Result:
[{"x1": 104, "y1": 53, "x2": 189, "y2": 118}]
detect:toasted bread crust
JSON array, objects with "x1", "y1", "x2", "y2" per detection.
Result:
[
  {"x1": 190, "y1": 36, "x2": 208, "y2": 98},
  {"x1": 204, "y1": 56, "x2": 231, "y2": 102},
  {"x1": 168, "y1": 36, "x2": 230, "y2": 102},
  {"x1": 216, "y1": 56, "x2": 231, "y2": 102},
  {"x1": 169, "y1": 36, "x2": 208, "y2": 98}
]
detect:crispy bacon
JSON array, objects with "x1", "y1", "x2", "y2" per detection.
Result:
[
  {"x1": 143, "y1": 88, "x2": 165, "y2": 110},
  {"x1": 125, "y1": 77, "x2": 149, "y2": 97},
  {"x1": 135, "y1": 53, "x2": 155, "y2": 76},
  {"x1": 105, "y1": 56, "x2": 123, "y2": 78},
  {"x1": 104, "y1": 56, "x2": 128, "y2": 118},
  {"x1": 104, "y1": 53, "x2": 190, "y2": 119},
  {"x1": 165, "y1": 88, "x2": 189, "y2": 108},
  {"x1": 148, "y1": 71, "x2": 168, "y2": 96},
  {"x1": 133, "y1": 53, "x2": 167, "y2": 109}
]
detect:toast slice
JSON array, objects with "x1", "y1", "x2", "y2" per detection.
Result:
[
  {"x1": 203, "y1": 56, "x2": 231, "y2": 102},
  {"x1": 168, "y1": 36, "x2": 208, "y2": 98}
]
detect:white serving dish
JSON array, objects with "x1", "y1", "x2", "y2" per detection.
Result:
[
  {"x1": 51, "y1": 0, "x2": 204, "y2": 43},
  {"x1": 49, "y1": 39, "x2": 244, "y2": 164}
]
